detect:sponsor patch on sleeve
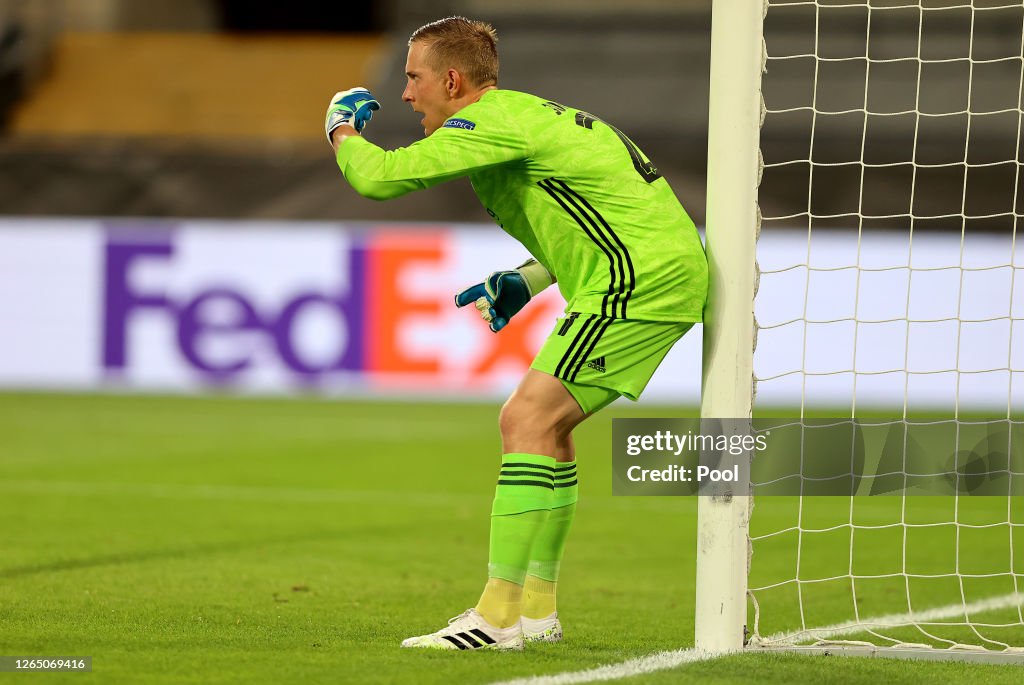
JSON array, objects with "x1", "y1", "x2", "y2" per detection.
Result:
[{"x1": 442, "y1": 118, "x2": 476, "y2": 130}]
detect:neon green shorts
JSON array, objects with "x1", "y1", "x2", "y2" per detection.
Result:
[{"x1": 530, "y1": 312, "x2": 695, "y2": 414}]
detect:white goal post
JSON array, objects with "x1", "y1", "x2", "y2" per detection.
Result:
[
  {"x1": 698, "y1": 0, "x2": 1024, "y2": 662},
  {"x1": 695, "y1": 0, "x2": 763, "y2": 654}
]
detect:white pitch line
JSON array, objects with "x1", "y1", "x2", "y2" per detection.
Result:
[
  {"x1": 489, "y1": 593, "x2": 1024, "y2": 685},
  {"x1": 758, "y1": 591, "x2": 1024, "y2": 645},
  {"x1": 491, "y1": 647, "x2": 730, "y2": 685}
]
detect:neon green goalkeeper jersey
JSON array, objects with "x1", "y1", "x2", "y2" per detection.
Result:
[{"x1": 336, "y1": 89, "x2": 708, "y2": 322}]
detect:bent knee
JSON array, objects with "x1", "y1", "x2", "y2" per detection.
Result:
[
  {"x1": 498, "y1": 398, "x2": 529, "y2": 440},
  {"x1": 499, "y1": 392, "x2": 576, "y2": 440}
]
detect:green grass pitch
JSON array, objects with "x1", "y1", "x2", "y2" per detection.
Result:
[{"x1": 0, "y1": 392, "x2": 1021, "y2": 684}]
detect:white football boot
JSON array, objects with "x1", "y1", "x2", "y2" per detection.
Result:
[
  {"x1": 521, "y1": 612, "x2": 563, "y2": 643},
  {"x1": 400, "y1": 609, "x2": 524, "y2": 651}
]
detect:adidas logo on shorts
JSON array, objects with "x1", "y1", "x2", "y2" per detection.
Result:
[{"x1": 586, "y1": 355, "x2": 607, "y2": 373}]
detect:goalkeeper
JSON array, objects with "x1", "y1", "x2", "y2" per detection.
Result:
[{"x1": 327, "y1": 16, "x2": 708, "y2": 650}]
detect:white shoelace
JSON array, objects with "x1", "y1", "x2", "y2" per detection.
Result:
[{"x1": 445, "y1": 609, "x2": 474, "y2": 626}]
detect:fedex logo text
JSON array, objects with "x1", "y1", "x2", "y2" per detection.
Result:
[
  {"x1": 102, "y1": 237, "x2": 365, "y2": 378},
  {"x1": 98, "y1": 228, "x2": 562, "y2": 390}
]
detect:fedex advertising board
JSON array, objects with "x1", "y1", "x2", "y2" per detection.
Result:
[
  {"x1": 0, "y1": 219, "x2": 1017, "y2": 409},
  {"x1": 0, "y1": 219, "x2": 701, "y2": 401}
]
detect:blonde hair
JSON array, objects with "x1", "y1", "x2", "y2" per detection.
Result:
[{"x1": 409, "y1": 16, "x2": 499, "y2": 88}]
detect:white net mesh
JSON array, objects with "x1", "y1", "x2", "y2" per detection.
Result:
[{"x1": 748, "y1": 0, "x2": 1024, "y2": 651}]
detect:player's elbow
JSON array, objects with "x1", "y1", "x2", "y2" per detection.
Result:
[
  {"x1": 353, "y1": 185, "x2": 394, "y2": 202},
  {"x1": 345, "y1": 175, "x2": 402, "y2": 201}
]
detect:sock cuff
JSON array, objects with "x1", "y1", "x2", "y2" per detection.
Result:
[
  {"x1": 488, "y1": 562, "x2": 528, "y2": 585},
  {"x1": 553, "y1": 461, "x2": 578, "y2": 506},
  {"x1": 494, "y1": 453, "x2": 558, "y2": 515},
  {"x1": 501, "y1": 453, "x2": 558, "y2": 469},
  {"x1": 554, "y1": 461, "x2": 577, "y2": 484},
  {"x1": 527, "y1": 560, "x2": 561, "y2": 582}
]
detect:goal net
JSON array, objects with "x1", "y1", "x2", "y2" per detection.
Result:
[{"x1": 744, "y1": 0, "x2": 1024, "y2": 657}]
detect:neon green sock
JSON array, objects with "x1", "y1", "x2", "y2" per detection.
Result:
[
  {"x1": 486, "y1": 453, "x2": 556, "y2": 582},
  {"x1": 477, "y1": 453, "x2": 556, "y2": 627},
  {"x1": 523, "y1": 460, "x2": 578, "y2": 618},
  {"x1": 522, "y1": 507, "x2": 576, "y2": 619}
]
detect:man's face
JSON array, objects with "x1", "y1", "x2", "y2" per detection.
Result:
[{"x1": 402, "y1": 41, "x2": 451, "y2": 137}]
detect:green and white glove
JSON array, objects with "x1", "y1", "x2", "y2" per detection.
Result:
[
  {"x1": 454, "y1": 259, "x2": 556, "y2": 332},
  {"x1": 325, "y1": 87, "x2": 381, "y2": 142}
]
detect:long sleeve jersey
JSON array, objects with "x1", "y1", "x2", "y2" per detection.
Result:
[{"x1": 336, "y1": 89, "x2": 708, "y2": 322}]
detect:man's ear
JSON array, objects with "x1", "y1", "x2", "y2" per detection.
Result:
[{"x1": 446, "y1": 69, "x2": 462, "y2": 97}]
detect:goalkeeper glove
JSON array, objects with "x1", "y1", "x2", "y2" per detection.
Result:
[
  {"x1": 325, "y1": 87, "x2": 381, "y2": 141},
  {"x1": 455, "y1": 259, "x2": 555, "y2": 333}
]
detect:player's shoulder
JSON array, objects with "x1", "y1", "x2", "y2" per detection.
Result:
[
  {"x1": 471, "y1": 89, "x2": 548, "y2": 110},
  {"x1": 446, "y1": 89, "x2": 548, "y2": 128}
]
